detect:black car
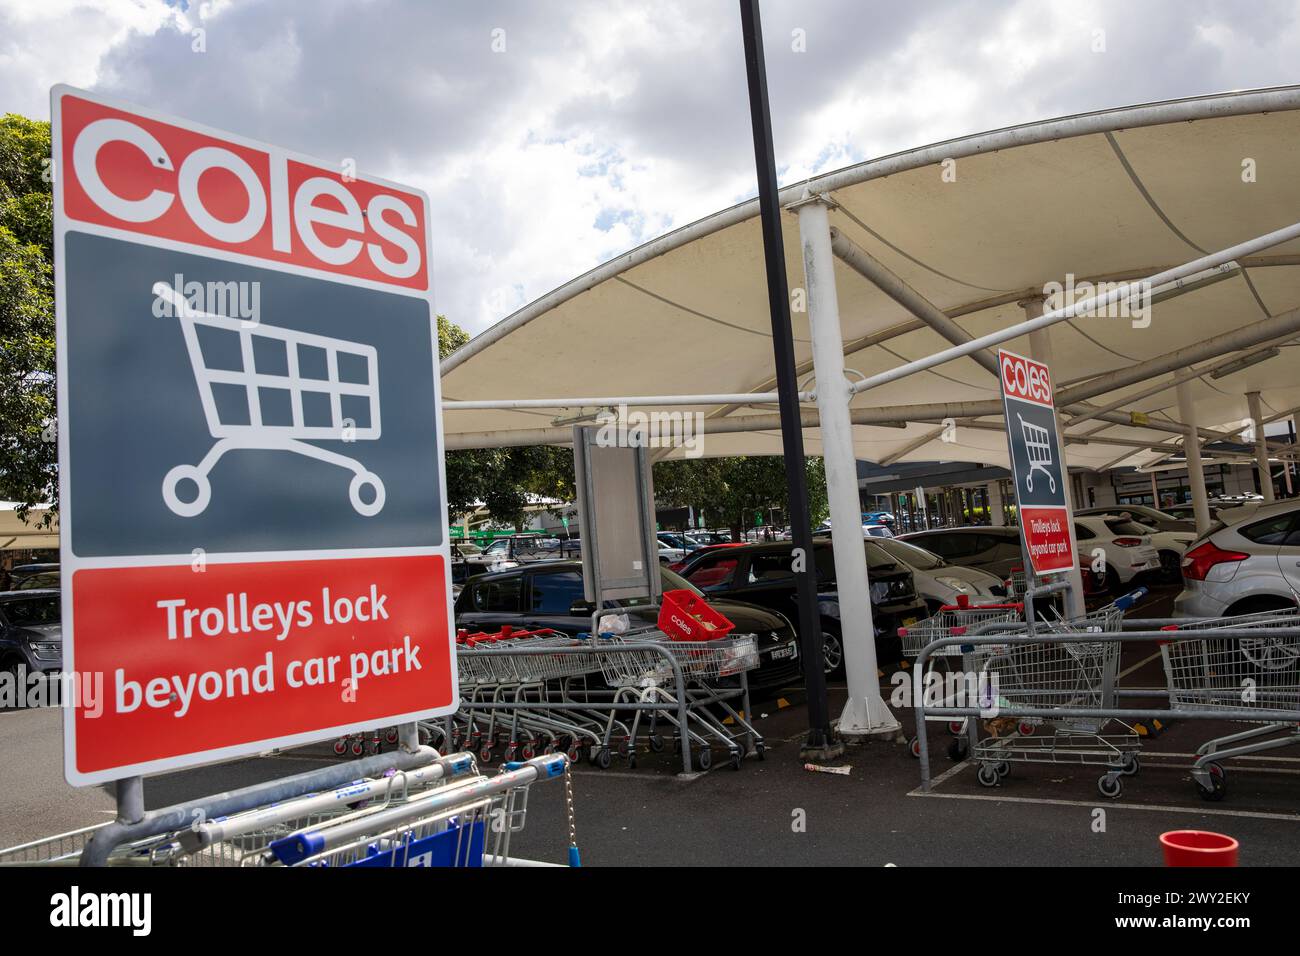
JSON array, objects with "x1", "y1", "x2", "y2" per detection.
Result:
[
  {"x1": 673, "y1": 540, "x2": 926, "y2": 676},
  {"x1": 0, "y1": 590, "x2": 62, "y2": 695},
  {"x1": 454, "y1": 561, "x2": 800, "y2": 694},
  {"x1": 898, "y1": 526, "x2": 1024, "y2": 580}
]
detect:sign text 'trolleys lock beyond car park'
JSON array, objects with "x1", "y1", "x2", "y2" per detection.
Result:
[
  {"x1": 52, "y1": 86, "x2": 457, "y2": 785},
  {"x1": 997, "y1": 349, "x2": 1077, "y2": 577}
]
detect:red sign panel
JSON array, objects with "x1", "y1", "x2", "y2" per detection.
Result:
[
  {"x1": 58, "y1": 93, "x2": 428, "y2": 290},
  {"x1": 72, "y1": 556, "x2": 451, "y2": 775}
]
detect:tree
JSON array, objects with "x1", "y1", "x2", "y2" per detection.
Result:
[
  {"x1": 654, "y1": 455, "x2": 830, "y2": 538},
  {"x1": 0, "y1": 114, "x2": 55, "y2": 522}
]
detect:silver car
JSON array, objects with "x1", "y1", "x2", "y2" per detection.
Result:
[
  {"x1": 1173, "y1": 499, "x2": 1300, "y2": 618},
  {"x1": 871, "y1": 537, "x2": 1007, "y2": 612}
]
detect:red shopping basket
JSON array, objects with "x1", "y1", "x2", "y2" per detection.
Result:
[{"x1": 658, "y1": 589, "x2": 735, "y2": 642}]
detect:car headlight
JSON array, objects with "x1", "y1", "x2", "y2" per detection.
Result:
[{"x1": 935, "y1": 576, "x2": 971, "y2": 593}]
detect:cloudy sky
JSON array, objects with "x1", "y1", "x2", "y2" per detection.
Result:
[{"x1": 5, "y1": 0, "x2": 1300, "y2": 335}]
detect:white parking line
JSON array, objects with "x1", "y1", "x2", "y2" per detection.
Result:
[
  {"x1": 1117, "y1": 649, "x2": 1164, "y2": 680},
  {"x1": 908, "y1": 789, "x2": 1300, "y2": 823}
]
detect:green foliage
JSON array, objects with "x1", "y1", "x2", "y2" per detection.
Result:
[
  {"x1": 653, "y1": 455, "x2": 829, "y2": 535},
  {"x1": 0, "y1": 114, "x2": 55, "y2": 521}
]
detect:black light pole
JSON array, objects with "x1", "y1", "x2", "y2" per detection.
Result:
[{"x1": 738, "y1": 0, "x2": 836, "y2": 755}]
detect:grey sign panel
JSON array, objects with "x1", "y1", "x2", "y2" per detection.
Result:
[
  {"x1": 1001, "y1": 394, "x2": 1067, "y2": 510},
  {"x1": 573, "y1": 427, "x2": 660, "y2": 605},
  {"x1": 64, "y1": 232, "x2": 444, "y2": 556}
]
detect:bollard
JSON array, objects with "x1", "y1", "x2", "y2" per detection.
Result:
[{"x1": 1159, "y1": 830, "x2": 1239, "y2": 867}]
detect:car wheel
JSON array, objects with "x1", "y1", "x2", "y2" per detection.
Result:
[
  {"x1": 820, "y1": 626, "x2": 845, "y2": 679},
  {"x1": 1158, "y1": 550, "x2": 1181, "y2": 583}
]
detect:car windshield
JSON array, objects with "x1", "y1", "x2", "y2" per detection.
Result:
[
  {"x1": 3, "y1": 597, "x2": 59, "y2": 627},
  {"x1": 618, "y1": 567, "x2": 705, "y2": 608},
  {"x1": 1105, "y1": 519, "x2": 1151, "y2": 536},
  {"x1": 874, "y1": 538, "x2": 945, "y2": 570}
]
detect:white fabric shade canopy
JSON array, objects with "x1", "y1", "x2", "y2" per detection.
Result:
[{"x1": 441, "y1": 87, "x2": 1300, "y2": 471}]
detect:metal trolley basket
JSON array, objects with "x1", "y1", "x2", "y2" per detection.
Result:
[
  {"x1": 1159, "y1": 607, "x2": 1300, "y2": 800},
  {"x1": 969, "y1": 591, "x2": 1146, "y2": 797}
]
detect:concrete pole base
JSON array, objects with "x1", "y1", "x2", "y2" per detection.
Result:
[
  {"x1": 799, "y1": 739, "x2": 846, "y2": 762},
  {"x1": 835, "y1": 694, "x2": 902, "y2": 740}
]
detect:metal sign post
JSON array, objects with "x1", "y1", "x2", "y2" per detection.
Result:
[
  {"x1": 738, "y1": 0, "x2": 838, "y2": 757},
  {"x1": 52, "y1": 87, "x2": 457, "y2": 787}
]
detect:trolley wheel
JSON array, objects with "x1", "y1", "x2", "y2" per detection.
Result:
[
  {"x1": 1018, "y1": 722, "x2": 1036, "y2": 737},
  {"x1": 754, "y1": 742, "x2": 766, "y2": 761},
  {"x1": 947, "y1": 737, "x2": 969, "y2": 762},
  {"x1": 730, "y1": 751, "x2": 743, "y2": 771},
  {"x1": 385, "y1": 729, "x2": 399, "y2": 744},
  {"x1": 1097, "y1": 774, "x2": 1123, "y2": 799},
  {"x1": 976, "y1": 764, "x2": 1000, "y2": 788},
  {"x1": 648, "y1": 734, "x2": 664, "y2": 753},
  {"x1": 479, "y1": 747, "x2": 493, "y2": 763},
  {"x1": 595, "y1": 748, "x2": 612, "y2": 770},
  {"x1": 332, "y1": 739, "x2": 347, "y2": 756},
  {"x1": 504, "y1": 746, "x2": 517, "y2": 762},
  {"x1": 696, "y1": 748, "x2": 712, "y2": 771},
  {"x1": 350, "y1": 741, "x2": 364, "y2": 757},
  {"x1": 947, "y1": 721, "x2": 965, "y2": 736},
  {"x1": 162, "y1": 464, "x2": 212, "y2": 517},
  {"x1": 1120, "y1": 754, "x2": 1140, "y2": 777},
  {"x1": 521, "y1": 747, "x2": 535, "y2": 760},
  {"x1": 994, "y1": 761, "x2": 1010, "y2": 779},
  {"x1": 908, "y1": 736, "x2": 922, "y2": 759},
  {"x1": 566, "y1": 746, "x2": 581, "y2": 765},
  {"x1": 627, "y1": 753, "x2": 637, "y2": 770},
  {"x1": 616, "y1": 739, "x2": 631, "y2": 758},
  {"x1": 348, "y1": 471, "x2": 386, "y2": 517},
  {"x1": 1197, "y1": 762, "x2": 1227, "y2": 802}
]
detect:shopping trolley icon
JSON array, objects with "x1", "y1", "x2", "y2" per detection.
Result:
[
  {"x1": 154, "y1": 282, "x2": 385, "y2": 518},
  {"x1": 1017, "y1": 414, "x2": 1057, "y2": 494}
]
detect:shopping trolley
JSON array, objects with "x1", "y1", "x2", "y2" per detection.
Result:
[
  {"x1": 1159, "y1": 608, "x2": 1300, "y2": 800},
  {"x1": 898, "y1": 596, "x2": 1025, "y2": 760},
  {"x1": 1017, "y1": 413, "x2": 1056, "y2": 493},
  {"x1": 969, "y1": 590, "x2": 1148, "y2": 797},
  {"x1": 153, "y1": 282, "x2": 385, "y2": 518},
  {"x1": 0, "y1": 752, "x2": 578, "y2": 867}
]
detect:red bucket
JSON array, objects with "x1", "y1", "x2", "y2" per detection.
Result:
[{"x1": 1159, "y1": 830, "x2": 1239, "y2": 867}]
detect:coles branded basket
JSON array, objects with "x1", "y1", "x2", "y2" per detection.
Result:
[{"x1": 657, "y1": 589, "x2": 735, "y2": 642}]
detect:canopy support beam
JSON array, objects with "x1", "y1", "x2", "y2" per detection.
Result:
[
  {"x1": 795, "y1": 192, "x2": 898, "y2": 739},
  {"x1": 1177, "y1": 379, "x2": 1213, "y2": 535}
]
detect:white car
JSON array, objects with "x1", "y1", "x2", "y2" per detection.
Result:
[
  {"x1": 1131, "y1": 522, "x2": 1198, "y2": 580},
  {"x1": 871, "y1": 537, "x2": 1006, "y2": 611},
  {"x1": 1073, "y1": 514, "x2": 1161, "y2": 587}
]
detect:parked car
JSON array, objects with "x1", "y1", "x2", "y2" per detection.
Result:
[
  {"x1": 815, "y1": 524, "x2": 893, "y2": 539},
  {"x1": 1077, "y1": 505, "x2": 1194, "y2": 534},
  {"x1": 1174, "y1": 498, "x2": 1300, "y2": 618},
  {"x1": 1073, "y1": 514, "x2": 1162, "y2": 590},
  {"x1": 0, "y1": 590, "x2": 62, "y2": 694},
  {"x1": 862, "y1": 511, "x2": 895, "y2": 525},
  {"x1": 5, "y1": 563, "x2": 59, "y2": 591},
  {"x1": 899, "y1": 526, "x2": 1024, "y2": 580},
  {"x1": 1165, "y1": 496, "x2": 1263, "y2": 525},
  {"x1": 667, "y1": 542, "x2": 743, "y2": 573},
  {"x1": 477, "y1": 534, "x2": 580, "y2": 567},
  {"x1": 870, "y1": 537, "x2": 1006, "y2": 612},
  {"x1": 453, "y1": 561, "x2": 800, "y2": 694},
  {"x1": 674, "y1": 540, "x2": 926, "y2": 676}
]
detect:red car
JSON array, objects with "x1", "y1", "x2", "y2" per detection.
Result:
[{"x1": 667, "y1": 542, "x2": 743, "y2": 573}]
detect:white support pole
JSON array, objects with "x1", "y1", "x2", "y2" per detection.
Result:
[
  {"x1": 796, "y1": 196, "x2": 898, "y2": 737},
  {"x1": 1247, "y1": 391, "x2": 1276, "y2": 502},
  {"x1": 988, "y1": 481, "x2": 1006, "y2": 526},
  {"x1": 1023, "y1": 298, "x2": 1087, "y2": 618},
  {"x1": 1176, "y1": 379, "x2": 1212, "y2": 535}
]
